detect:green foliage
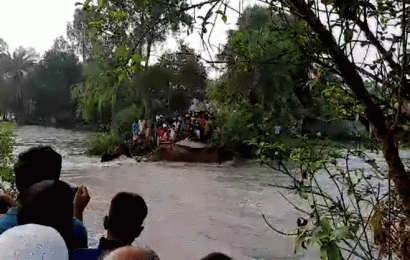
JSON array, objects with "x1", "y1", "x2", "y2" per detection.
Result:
[
  {"x1": 322, "y1": 86, "x2": 365, "y2": 121},
  {"x1": 0, "y1": 122, "x2": 15, "y2": 183},
  {"x1": 250, "y1": 133, "x2": 394, "y2": 259},
  {"x1": 0, "y1": 42, "x2": 39, "y2": 116},
  {"x1": 208, "y1": 100, "x2": 261, "y2": 153},
  {"x1": 207, "y1": 6, "x2": 325, "y2": 154},
  {"x1": 87, "y1": 132, "x2": 122, "y2": 156},
  {"x1": 114, "y1": 104, "x2": 144, "y2": 140},
  {"x1": 33, "y1": 48, "x2": 81, "y2": 119},
  {"x1": 156, "y1": 43, "x2": 208, "y2": 103}
]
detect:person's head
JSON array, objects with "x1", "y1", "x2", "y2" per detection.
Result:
[
  {"x1": 201, "y1": 252, "x2": 233, "y2": 260},
  {"x1": 18, "y1": 180, "x2": 74, "y2": 249},
  {"x1": 14, "y1": 146, "x2": 62, "y2": 192},
  {"x1": 104, "y1": 192, "x2": 148, "y2": 245},
  {"x1": 0, "y1": 194, "x2": 14, "y2": 214},
  {"x1": 0, "y1": 224, "x2": 68, "y2": 259},
  {"x1": 104, "y1": 246, "x2": 159, "y2": 260}
]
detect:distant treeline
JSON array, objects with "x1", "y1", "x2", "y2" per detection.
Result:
[{"x1": 0, "y1": 4, "x2": 365, "y2": 155}]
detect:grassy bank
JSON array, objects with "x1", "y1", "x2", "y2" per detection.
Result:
[{"x1": 0, "y1": 122, "x2": 15, "y2": 189}]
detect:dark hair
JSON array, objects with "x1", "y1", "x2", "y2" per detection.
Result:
[
  {"x1": 105, "y1": 192, "x2": 148, "y2": 243},
  {"x1": 18, "y1": 180, "x2": 74, "y2": 249},
  {"x1": 201, "y1": 253, "x2": 233, "y2": 260},
  {"x1": 14, "y1": 146, "x2": 62, "y2": 192}
]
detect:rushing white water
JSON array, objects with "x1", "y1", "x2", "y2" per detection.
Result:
[{"x1": 13, "y1": 125, "x2": 100, "y2": 171}]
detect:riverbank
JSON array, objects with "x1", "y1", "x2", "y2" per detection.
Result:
[{"x1": 61, "y1": 158, "x2": 314, "y2": 260}]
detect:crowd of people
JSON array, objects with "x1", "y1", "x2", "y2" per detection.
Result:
[
  {"x1": 0, "y1": 146, "x2": 232, "y2": 260},
  {"x1": 129, "y1": 112, "x2": 214, "y2": 153}
]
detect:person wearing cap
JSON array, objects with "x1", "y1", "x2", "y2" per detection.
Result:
[
  {"x1": 0, "y1": 224, "x2": 69, "y2": 259},
  {"x1": 70, "y1": 192, "x2": 148, "y2": 259},
  {"x1": 0, "y1": 146, "x2": 89, "y2": 249}
]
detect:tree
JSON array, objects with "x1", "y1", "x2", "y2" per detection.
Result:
[
  {"x1": 67, "y1": 8, "x2": 92, "y2": 61},
  {"x1": 205, "y1": 6, "x2": 324, "y2": 153},
  {"x1": 74, "y1": 0, "x2": 197, "y2": 129},
  {"x1": 32, "y1": 39, "x2": 82, "y2": 124},
  {"x1": 0, "y1": 39, "x2": 39, "y2": 118},
  {"x1": 81, "y1": 0, "x2": 194, "y2": 64},
  {"x1": 163, "y1": 0, "x2": 410, "y2": 257},
  {"x1": 156, "y1": 43, "x2": 208, "y2": 110},
  {"x1": 275, "y1": 0, "x2": 410, "y2": 210},
  {"x1": 236, "y1": 0, "x2": 410, "y2": 258}
]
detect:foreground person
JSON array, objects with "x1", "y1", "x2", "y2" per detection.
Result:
[
  {"x1": 103, "y1": 246, "x2": 159, "y2": 260},
  {"x1": 0, "y1": 146, "x2": 89, "y2": 248},
  {"x1": 18, "y1": 180, "x2": 77, "y2": 249},
  {"x1": 201, "y1": 252, "x2": 233, "y2": 260},
  {"x1": 70, "y1": 192, "x2": 148, "y2": 259},
  {"x1": 0, "y1": 224, "x2": 69, "y2": 259}
]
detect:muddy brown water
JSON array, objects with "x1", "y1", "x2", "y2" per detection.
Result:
[
  {"x1": 63, "y1": 160, "x2": 308, "y2": 260},
  {"x1": 14, "y1": 125, "x2": 405, "y2": 259},
  {"x1": 12, "y1": 125, "x2": 308, "y2": 259}
]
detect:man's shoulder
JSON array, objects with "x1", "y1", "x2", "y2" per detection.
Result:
[
  {"x1": 72, "y1": 218, "x2": 85, "y2": 228},
  {"x1": 0, "y1": 207, "x2": 18, "y2": 234}
]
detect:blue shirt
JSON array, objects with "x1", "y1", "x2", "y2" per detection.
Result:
[
  {"x1": 0, "y1": 207, "x2": 88, "y2": 249},
  {"x1": 69, "y1": 237, "x2": 126, "y2": 260}
]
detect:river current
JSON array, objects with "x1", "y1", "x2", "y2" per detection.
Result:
[{"x1": 11, "y1": 125, "x2": 409, "y2": 260}]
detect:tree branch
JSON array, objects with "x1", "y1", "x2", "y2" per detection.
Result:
[{"x1": 286, "y1": 0, "x2": 410, "y2": 219}]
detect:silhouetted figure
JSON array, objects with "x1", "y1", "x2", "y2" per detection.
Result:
[
  {"x1": 201, "y1": 252, "x2": 233, "y2": 260},
  {"x1": 18, "y1": 180, "x2": 75, "y2": 249},
  {"x1": 103, "y1": 246, "x2": 159, "y2": 260},
  {"x1": 0, "y1": 146, "x2": 89, "y2": 249},
  {"x1": 14, "y1": 146, "x2": 62, "y2": 192},
  {"x1": 70, "y1": 192, "x2": 148, "y2": 259}
]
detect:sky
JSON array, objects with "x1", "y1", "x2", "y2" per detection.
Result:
[
  {"x1": 0, "y1": 0, "x2": 252, "y2": 60},
  {"x1": 0, "y1": 0, "x2": 83, "y2": 56}
]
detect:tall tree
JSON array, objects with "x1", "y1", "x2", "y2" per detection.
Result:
[
  {"x1": 273, "y1": 0, "x2": 410, "y2": 217},
  {"x1": 74, "y1": 0, "x2": 196, "y2": 127},
  {"x1": 82, "y1": 0, "x2": 194, "y2": 64},
  {"x1": 67, "y1": 8, "x2": 92, "y2": 61},
  {"x1": 0, "y1": 39, "x2": 39, "y2": 117},
  {"x1": 208, "y1": 5, "x2": 323, "y2": 143},
  {"x1": 210, "y1": 0, "x2": 410, "y2": 257},
  {"x1": 32, "y1": 37, "x2": 82, "y2": 123},
  {"x1": 156, "y1": 43, "x2": 208, "y2": 109}
]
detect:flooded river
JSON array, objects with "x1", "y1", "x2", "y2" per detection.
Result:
[{"x1": 12, "y1": 125, "x2": 409, "y2": 259}]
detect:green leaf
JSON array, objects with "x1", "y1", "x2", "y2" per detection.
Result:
[
  {"x1": 118, "y1": 73, "x2": 127, "y2": 85},
  {"x1": 333, "y1": 226, "x2": 354, "y2": 240},
  {"x1": 310, "y1": 231, "x2": 329, "y2": 245},
  {"x1": 216, "y1": 10, "x2": 228, "y2": 23},
  {"x1": 319, "y1": 217, "x2": 332, "y2": 234},
  {"x1": 98, "y1": 0, "x2": 106, "y2": 8},
  {"x1": 325, "y1": 241, "x2": 342, "y2": 260}
]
